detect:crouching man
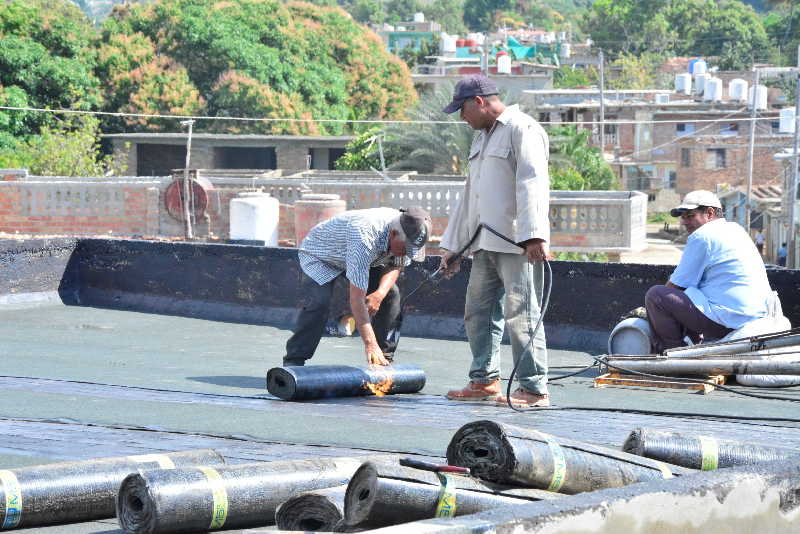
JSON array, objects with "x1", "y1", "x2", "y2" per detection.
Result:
[
  {"x1": 645, "y1": 190, "x2": 772, "y2": 352},
  {"x1": 284, "y1": 207, "x2": 432, "y2": 366}
]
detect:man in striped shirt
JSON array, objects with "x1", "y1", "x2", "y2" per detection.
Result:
[{"x1": 284, "y1": 207, "x2": 432, "y2": 367}]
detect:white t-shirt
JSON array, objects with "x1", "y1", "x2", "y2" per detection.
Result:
[{"x1": 670, "y1": 218, "x2": 770, "y2": 328}]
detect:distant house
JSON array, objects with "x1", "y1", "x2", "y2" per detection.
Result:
[{"x1": 103, "y1": 133, "x2": 354, "y2": 176}]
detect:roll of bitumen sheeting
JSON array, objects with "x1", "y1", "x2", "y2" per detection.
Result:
[
  {"x1": 446, "y1": 421, "x2": 690, "y2": 494},
  {"x1": 0, "y1": 449, "x2": 223, "y2": 530},
  {"x1": 341, "y1": 462, "x2": 559, "y2": 531},
  {"x1": 117, "y1": 455, "x2": 396, "y2": 534},
  {"x1": 275, "y1": 485, "x2": 347, "y2": 532},
  {"x1": 623, "y1": 428, "x2": 800, "y2": 470},
  {"x1": 266, "y1": 363, "x2": 426, "y2": 401}
]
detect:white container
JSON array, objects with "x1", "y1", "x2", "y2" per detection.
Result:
[
  {"x1": 703, "y1": 77, "x2": 723, "y2": 102},
  {"x1": 497, "y1": 54, "x2": 512, "y2": 74},
  {"x1": 441, "y1": 33, "x2": 456, "y2": 54},
  {"x1": 729, "y1": 78, "x2": 748, "y2": 102},
  {"x1": 694, "y1": 73, "x2": 709, "y2": 95},
  {"x1": 749, "y1": 84, "x2": 768, "y2": 110},
  {"x1": 413, "y1": 12, "x2": 424, "y2": 23},
  {"x1": 655, "y1": 93, "x2": 670, "y2": 104},
  {"x1": 229, "y1": 192, "x2": 280, "y2": 245},
  {"x1": 692, "y1": 59, "x2": 708, "y2": 75},
  {"x1": 558, "y1": 31, "x2": 567, "y2": 41},
  {"x1": 675, "y1": 73, "x2": 692, "y2": 95},
  {"x1": 780, "y1": 107, "x2": 796, "y2": 134},
  {"x1": 608, "y1": 317, "x2": 653, "y2": 355},
  {"x1": 560, "y1": 43, "x2": 571, "y2": 59}
]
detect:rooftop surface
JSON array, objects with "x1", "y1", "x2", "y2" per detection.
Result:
[{"x1": 4, "y1": 301, "x2": 800, "y2": 533}]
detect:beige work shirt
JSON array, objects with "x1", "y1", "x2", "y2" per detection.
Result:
[{"x1": 441, "y1": 105, "x2": 550, "y2": 255}]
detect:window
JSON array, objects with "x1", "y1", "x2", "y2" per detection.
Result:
[
  {"x1": 214, "y1": 147, "x2": 276, "y2": 169},
  {"x1": 676, "y1": 123, "x2": 695, "y2": 136},
  {"x1": 706, "y1": 148, "x2": 726, "y2": 169},
  {"x1": 668, "y1": 171, "x2": 677, "y2": 189},
  {"x1": 720, "y1": 123, "x2": 739, "y2": 136},
  {"x1": 772, "y1": 121, "x2": 782, "y2": 134},
  {"x1": 681, "y1": 148, "x2": 691, "y2": 167}
]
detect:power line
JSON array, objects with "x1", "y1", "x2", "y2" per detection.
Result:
[{"x1": 0, "y1": 105, "x2": 788, "y2": 128}]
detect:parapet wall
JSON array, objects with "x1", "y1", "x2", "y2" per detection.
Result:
[
  {"x1": 0, "y1": 173, "x2": 647, "y2": 253},
  {"x1": 4, "y1": 238, "x2": 800, "y2": 352}
]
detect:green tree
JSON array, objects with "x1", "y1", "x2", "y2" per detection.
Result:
[
  {"x1": 0, "y1": 115, "x2": 127, "y2": 176},
  {"x1": 549, "y1": 126, "x2": 617, "y2": 191},
  {"x1": 463, "y1": 0, "x2": 513, "y2": 31},
  {"x1": 0, "y1": 0, "x2": 101, "y2": 139},
  {"x1": 98, "y1": 0, "x2": 416, "y2": 134},
  {"x1": 607, "y1": 53, "x2": 661, "y2": 90},
  {"x1": 554, "y1": 65, "x2": 597, "y2": 88}
]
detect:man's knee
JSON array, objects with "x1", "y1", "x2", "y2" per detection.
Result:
[{"x1": 645, "y1": 285, "x2": 668, "y2": 308}]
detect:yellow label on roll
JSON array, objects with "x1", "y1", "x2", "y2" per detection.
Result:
[
  {"x1": 654, "y1": 461, "x2": 674, "y2": 479},
  {"x1": 537, "y1": 432, "x2": 567, "y2": 492},
  {"x1": 198, "y1": 467, "x2": 229, "y2": 530},
  {"x1": 0, "y1": 470, "x2": 22, "y2": 529},
  {"x1": 129, "y1": 454, "x2": 176, "y2": 469},
  {"x1": 435, "y1": 473, "x2": 457, "y2": 518},
  {"x1": 698, "y1": 436, "x2": 719, "y2": 471}
]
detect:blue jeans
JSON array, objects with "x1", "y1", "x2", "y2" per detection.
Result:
[{"x1": 464, "y1": 250, "x2": 548, "y2": 395}]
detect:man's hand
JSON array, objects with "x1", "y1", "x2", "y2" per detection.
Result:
[
  {"x1": 365, "y1": 291, "x2": 385, "y2": 316},
  {"x1": 366, "y1": 342, "x2": 390, "y2": 366},
  {"x1": 440, "y1": 252, "x2": 462, "y2": 279},
  {"x1": 523, "y1": 239, "x2": 548, "y2": 263}
]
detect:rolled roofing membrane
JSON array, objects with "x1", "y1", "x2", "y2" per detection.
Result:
[
  {"x1": 623, "y1": 427, "x2": 800, "y2": 470},
  {"x1": 0, "y1": 449, "x2": 224, "y2": 530},
  {"x1": 266, "y1": 363, "x2": 426, "y2": 401},
  {"x1": 275, "y1": 485, "x2": 347, "y2": 532},
  {"x1": 343, "y1": 461, "x2": 559, "y2": 530},
  {"x1": 116, "y1": 455, "x2": 395, "y2": 534},
  {"x1": 447, "y1": 420, "x2": 690, "y2": 494}
]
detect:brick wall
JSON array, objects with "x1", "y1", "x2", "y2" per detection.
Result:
[{"x1": 0, "y1": 182, "x2": 160, "y2": 236}]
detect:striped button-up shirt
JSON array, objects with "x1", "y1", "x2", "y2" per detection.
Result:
[{"x1": 298, "y1": 208, "x2": 409, "y2": 291}]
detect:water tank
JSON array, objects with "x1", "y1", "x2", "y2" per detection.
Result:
[
  {"x1": 560, "y1": 43, "x2": 571, "y2": 59},
  {"x1": 558, "y1": 31, "x2": 567, "y2": 41},
  {"x1": 441, "y1": 33, "x2": 456, "y2": 54},
  {"x1": 694, "y1": 73, "x2": 709, "y2": 95},
  {"x1": 455, "y1": 38, "x2": 466, "y2": 48},
  {"x1": 464, "y1": 38, "x2": 477, "y2": 48},
  {"x1": 675, "y1": 73, "x2": 692, "y2": 95},
  {"x1": 413, "y1": 12, "x2": 424, "y2": 23},
  {"x1": 229, "y1": 192, "x2": 280, "y2": 246},
  {"x1": 655, "y1": 93, "x2": 670, "y2": 104},
  {"x1": 294, "y1": 193, "x2": 346, "y2": 246},
  {"x1": 496, "y1": 51, "x2": 511, "y2": 74},
  {"x1": 692, "y1": 59, "x2": 708, "y2": 75},
  {"x1": 688, "y1": 58, "x2": 698, "y2": 73},
  {"x1": 703, "y1": 77, "x2": 723, "y2": 102},
  {"x1": 780, "y1": 107, "x2": 796, "y2": 134},
  {"x1": 729, "y1": 78, "x2": 748, "y2": 102},
  {"x1": 749, "y1": 84, "x2": 768, "y2": 110}
]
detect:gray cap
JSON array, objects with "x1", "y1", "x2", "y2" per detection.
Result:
[
  {"x1": 399, "y1": 207, "x2": 432, "y2": 262},
  {"x1": 442, "y1": 75, "x2": 499, "y2": 114}
]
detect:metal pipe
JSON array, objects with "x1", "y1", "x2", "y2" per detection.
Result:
[
  {"x1": 789, "y1": 44, "x2": 800, "y2": 268},
  {"x1": 605, "y1": 357, "x2": 800, "y2": 376},
  {"x1": 180, "y1": 120, "x2": 195, "y2": 240},
  {"x1": 599, "y1": 49, "x2": 605, "y2": 152},
  {"x1": 746, "y1": 68, "x2": 760, "y2": 232},
  {"x1": 663, "y1": 332, "x2": 800, "y2": 358}
]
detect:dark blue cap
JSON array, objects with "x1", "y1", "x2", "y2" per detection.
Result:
[{"x1": 442, "y1": 75, "x2": 499, "y2": 114}]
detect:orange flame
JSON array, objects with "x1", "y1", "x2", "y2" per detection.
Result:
[{"x1": 364, "y1": 370, "x2": 394, "y2": 397}]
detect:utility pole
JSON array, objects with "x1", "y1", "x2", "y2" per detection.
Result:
[
  {"x1": 745, "y1": 67, "x2": 760, "y2": 233},
  {"x1": 180, "y1": 120, "x2": 195, "y2": 240},
  {"x1": 598, "y1": 49, "x2": 605, "y2": 152},
  {"x1": 789, "y1": 44, "x2": 800, "y2": 269}
]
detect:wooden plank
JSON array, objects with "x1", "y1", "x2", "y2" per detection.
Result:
[{"x1": 593, "y1": 373, "x2": 727, "y2": 394}]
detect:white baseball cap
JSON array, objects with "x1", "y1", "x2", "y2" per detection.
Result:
[{"x1": 670, "y1": 190, "x2": 722, "y2": 217}]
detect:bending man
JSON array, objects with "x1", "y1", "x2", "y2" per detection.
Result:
[
  {"x1": 284, "y1": 207, "x2": 432, "y2": 366},
  {"x1": 646, "y1": 190, "x2": 771, "y2": 352},
  {"x1": 439, "y1": 75, "x2": 551, "y2": 407}
]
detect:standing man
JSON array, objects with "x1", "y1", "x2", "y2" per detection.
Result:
[
  {"x1": 754, "y1": 229, "x2": 765, "y2": 256},
  {"x1": 645, "y1": 190, "x2": 772, "y2": 352},
  {"x1": 439, "y1": 75, "x2": 552, "y2": 407},
  {"x1": 284, "y1": 207, "x2": 432, "y2": 367}
]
